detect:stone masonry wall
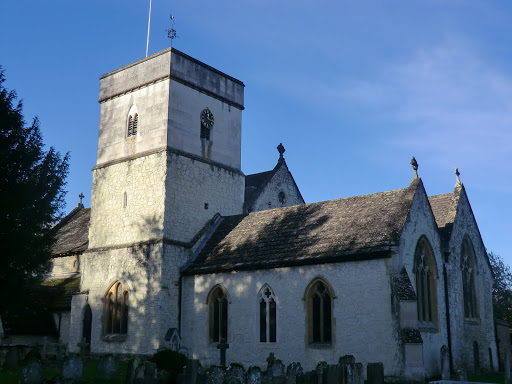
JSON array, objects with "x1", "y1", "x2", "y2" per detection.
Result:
[
  {"x1": 181, "y1": 259, "x2": 401, "y2": 376},
  {"x1": 250, "y1": 164, "x2": 304, "y2": 212},
  {"x1": 76, "y1": 242, "x2": 188, "y2": 355},
  {"x1": 446, "y1": 186, "x2": 497, "y2": 372},
  {"x1": 396, "y1": 181, "x2": 448, "y2": 378},
  {"x1": 164, "y1": 152, "x2": 244, "y2": 242},
  {"x1": 48, "y1": 255, "x2": 80, "y2": 276},
  {"x1": 88, "y1": 152, "x2": 167, "y2": 248}
]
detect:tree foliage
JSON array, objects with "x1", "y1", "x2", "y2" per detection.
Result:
[
  {"x1": 0, "y1": 68, "x2": 69, "y2": 311},
  {"x1": 488, "y1": 251, "x2": 512, "y2": 324}
]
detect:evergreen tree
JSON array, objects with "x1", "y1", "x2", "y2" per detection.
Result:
[
  {"x1": 488, "y1": 251, "x2": 512, "y2": 324},
  {"x1": 0, "y1": 68, "x2": 69, "y2": 311}
]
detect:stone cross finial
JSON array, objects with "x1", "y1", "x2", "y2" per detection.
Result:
[
  {"x1": 217, "y1": 339, "x2": 229, "y2": 367},
  {"x1": 78, "y1": 193, "x2": 85, "y2": 205},
  {"x1": 455, "y1": 168, "x2": 461, "y2": 184},
  {"x1": 411, "y1": 157, "x2": 419, "y2": 178},
  {"x1": 277, "y1": 143, "x2": 285, "y2": 159}
]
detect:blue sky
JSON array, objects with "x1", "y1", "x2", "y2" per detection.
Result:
[{"x1": 2, "y1": 1, "x2": 511, "y2": 264}]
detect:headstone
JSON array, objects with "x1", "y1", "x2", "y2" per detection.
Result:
[
  {"x1": 77, "y1": 338, "x2": 90, "y2": 359},
  {"x1": 296, "y1": 371, "x2": 318, "y2": 384},
  {"x1": 286, "y1": 362, "x2": 303, "y2": 384},
  {"x1": 144, "y1": 361, "x2": 157, "y2": 384},
  {"x1": 177, "y1": 359, "x2": 200, "y2": 384},
  {"x1": 226, "y1": 363, "x2": 245, "y2": 384},
  {"x1": 366, "y1": 362, "x2": 384, "y2": 384},
  {"x1": 4, "y1": 347, "x2": 19, "y2": 369},
  {"x1": 157, "y1": 370, "x2": 171, "y2": 384},
  {"x1": 61, "y1": 354, "x2": 83, "y2": 383},
  {"x1": 455, "y1": 367, "x2": 467, "y2": 382},
  {"x1": 342, "y1": 363, "x2": 363, "y2": 384},
  {"x1": 217, "y1": 339, "x2": 229, "y2": 367},
  {"x1": 339, "y1": 355, "x2": 355, "y2": 367},
  {"x1": 20, "y1": 355, "x2": 45, "y2": 384},
  {"x1": 440, "y1": 346, "x2": 450, "y2": 380},
  {"x1": 247, "y1": 366, "x2": 262, "y2": 384},
  {"x1": 206, "y1": 365, "x2": 225, "y2": 384},
  {"x1": 322, "y1": 364, "x2": 342, "y2": 384},
  {"x1": 23, "y1": 349, "x2": 42, "y2": 363},
  {"x1": 96, "y1": 355, "x2": 119, "y2": 382}
]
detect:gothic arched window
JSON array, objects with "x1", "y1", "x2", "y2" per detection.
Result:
[
  {"x1": 306, "y1": 279, "x2": 333, "y2": 344},
  {"x1": 414, "y1": 238, "x2": 437, "y2": 323},
  {"x1": 258, "y1": 285, "x2": 276, "y2": 343},
  {"x1": 208, "y1": 285, "x2": 228, "y2": 343},
  {"x1": 105, "y1": 281, "x2": 128, "y2": 335},
  {"x1": 127, "y1": 106, "x2": 138, "y2": 137},
  {"x1": 461, "y1": 238, "x2": 478, "y2": 318}
]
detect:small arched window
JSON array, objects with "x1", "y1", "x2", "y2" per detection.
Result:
[
  {"x1": 306, "y1": 279, "x2": 333, "y2": 344},
  {"x1": 414, "y1": 238, "x2": 437, "y2": 323},
  {"x1": 208, "y1": 285, "x2": 228, "y2": 342},
  {"x1": 258, "y1": 285, "x2": 276, "y2": 343},
  {"x1": 461, "y1": 238, "x2": 478, "y2": 318},
  {"x1": 127, "y1": 106, "x2": 138, "y2": 137},
  {"x1": 105, "y1": 281, "x2": 128, "y2": 335}
]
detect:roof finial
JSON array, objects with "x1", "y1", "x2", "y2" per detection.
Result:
[
  {"x1": 411, "y1": 157, "x2": 419, "y2": 178},
  {"x1": 455, "y1": 167, "x2": 461, "y2": 184},
  {"x1": 277, "y1": 143, "x2": 285, "y2": 160},
  {"x1": 167, "y1": 14, "x2": 178, "y2": 48},
  {"x1": 77, "y1": 192, "x2": 85, "y2": 208}
]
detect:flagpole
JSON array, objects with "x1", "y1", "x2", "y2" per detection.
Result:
[{"x1": 146, "y1": 0, "x2": 153, "y2": 57}]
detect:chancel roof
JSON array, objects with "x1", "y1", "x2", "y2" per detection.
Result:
[
  {"x1": 428, "y1": 184, "x2": 462, "y2": 244},
  {"x1": 184, "y1": 179, "x2": 420, "y2": 274},
  {"x1": 52, "y1": 207, "x2": 90, "y2": 256},
  {"x1": 244, "y1": 170, "x2": 274, "y2": 209}
]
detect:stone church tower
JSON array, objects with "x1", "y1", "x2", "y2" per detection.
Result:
[{"x1": 69, "y1": 48, "x2": 245, "y2": 354}]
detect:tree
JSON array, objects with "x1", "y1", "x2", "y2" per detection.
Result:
[
  {"x1": 0, "y1": 68, "x2": 69, "y2": 312},
  {"x1": 488, "y1": 251, "x2": 512, "y2": 324}
]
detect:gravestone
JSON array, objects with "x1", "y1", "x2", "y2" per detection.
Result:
[
  {"x1": 506, "y1": 348, "x2": 511, "y2": 384},
  {"x1": 177, "y1": 359, "x2": 200, "y2": 384},
  {"x1": 265, "y1": 354, "x2": 285, "y2": 384},
  {"x1": 455, "y1": 367, "x2": 467, "y2": 382},
  {"x1": 20, "y1": 354, "x2": 45, "y2": 384},
  {"x1": 4, "y1": 347, "x2": 19, "y2": 369},
  {"x1": 440, "y1": 346, "x2": 450, "y2": 380},
  {"x1": 342, "y1": 363, "x2": 363, "y2": 384},
  {"x1": 126, "y1": 357, "x2": 144, "y2": 384},
  {"x1": 206, "y1": 366, "x2": 225, "y2": 384},
  {"x1": 247, "y1": 366, "x2": 262, "y2": 384},
  {"x1": 316, "y1": 362, "x2": 328, "y2": 384},
  {"x1": 367, "y1": 362, "x2": 384, "y2": 384},
  {"x1": 296, "y1": 371, "x2": 318, "y2": 384},
  {"x1": 286, "y1": 362, "x2": 303, "y2": 384},
  {"x1": 144, "y1": 361, "x2": 158, "y2": 384},
  {"x1": 61, "y1": 354, "x2": 83, "y2": 383},
  {"x1": 339, "y1": 355, "x2": 355, "y2": 367},
  {"x1": 322, "y1": 364, "x2": 342, "y2": 384},
  {"x1": 96, "y1": 355, "x2": 119, "y2": 382},
  {"x1": 217, "y1": 339, "x2": 229, "y2": 367},
  {"x1": 226, "y1": 364, "x2": 245, "y2": 384}
]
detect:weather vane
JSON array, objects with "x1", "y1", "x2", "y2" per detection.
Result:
[{"x1": 166, "y1": 14, "x2": 178, "y2": 47}]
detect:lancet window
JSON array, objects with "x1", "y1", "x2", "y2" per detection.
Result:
[
  {"x1": 306, "y1": 279, "x2": 333, "y2": 344},
  {"x1": 414, "y1": 238, "x2": 437, "y2": 323},
  {"x1": 105, "y1": 281, "x2": 128, "y2": 335},
  {"x1": 208, "y1": 286, "x2": 228, "y2": 343},
  {"x1": 461, "y1": 238, "x2": 478, "y2": 318},
  {"x1": 127, "y1": 105, "x2": 138, "y2": 137},
  {"x1": 259, "y1": 285, "x2": 277, "y2": 343}
]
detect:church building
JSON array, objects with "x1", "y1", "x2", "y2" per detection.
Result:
[{"x1": 9, "y1": 47, "x2": 497, "y2": 381}]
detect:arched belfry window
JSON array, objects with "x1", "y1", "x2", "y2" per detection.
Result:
[
  {"x1": 208, "y1": 285, "x2": 228, "y2": 343},
  {"x1": 127, "y1": 106, "x2": 138, "y2": 137},
  {"x1": 306, "y1": 279, "x2": 333, "y2": 344},
  {"x1": 414, "y1": 238, "x2": 438, "y2": 323},
  {"x1": 258, "y1": 285, "x2": 277, "y2": 343},
  {"x1": 461, "y1": 238, "x2": 479, "y2": 318},
  {"x1": 105, "y1": 281, "x2": 128, "y2": 335}
]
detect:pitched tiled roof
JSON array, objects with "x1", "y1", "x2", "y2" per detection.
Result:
[
  {"x1": 52, "y1": 207, "x2": 90, "y2": 256},
  {"x1": 245, "y1": 170, "x2": 274, "y2": 209},
  {"x1": 184, "y1": 179, "x2": 420, "y2": 274},
  {"x1": 428, "y1": 185, "x2": 461, "y2": 244}
]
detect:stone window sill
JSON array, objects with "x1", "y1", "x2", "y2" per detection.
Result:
[
  {"x1": 418, "y1": 321, "x2": 438, "y2": 333},
  {"x1": 103, "y1": 334, "x2": 127, "y2": 342},
  {"x1": 308, "y1": 342, "x2": 332, "y2": 349},
  {"x1": 464, "y1": 317, "x2": 481, "y2": 325}
]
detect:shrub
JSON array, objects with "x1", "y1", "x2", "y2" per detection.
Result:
[{"x1": 149, "y1": 349, "x2": 187, "y2": 383}]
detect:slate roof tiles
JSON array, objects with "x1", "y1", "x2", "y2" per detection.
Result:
[{"x1": 184, "y1": 179, "x2": 420, "y2": 274}]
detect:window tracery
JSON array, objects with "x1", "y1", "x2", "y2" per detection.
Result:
[
  {"x1": 461, "y1": 238, "x2": 478, "y2": 318},
  {"x1": 306, "y1": 279, "x2": 332, "y2": 344},
  {"x1": 414, "y1": 238, "x2": 437, "y2": 323},
  {"x1": 105, "y1": 281, "x2": 128, "y2": 335},
  {"x1": 258, "y1": 285, "x2": 276, "y2": 343},
  {"x1": 208, "y1": 286, "x2": 228, "y2": 342}
]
